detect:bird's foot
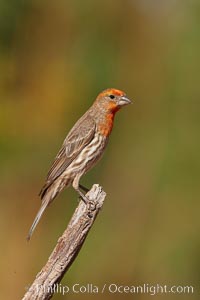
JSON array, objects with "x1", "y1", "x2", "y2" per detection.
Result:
[
  {"x1": 79, "y1": 184, "x2": 89, "y2": 193},
  {"x1": 77, "y1": 189, "x2": 90, "y2": 204},
  {"x1": 78, "y1": 194, "x2": 90, "y2": 204}
]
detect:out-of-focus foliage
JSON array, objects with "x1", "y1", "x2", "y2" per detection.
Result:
[{"x1": 1, "y1": 1, "x2": 200, "y2": 299}]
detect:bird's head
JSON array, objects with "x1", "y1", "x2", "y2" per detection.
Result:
[{"x1": 94, "y1": 88, "x2": 132, "y2": 114}]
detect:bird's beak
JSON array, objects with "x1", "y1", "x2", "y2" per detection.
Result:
[{"x1": 119, "y1": 96, "x2": 132, "y2": 106}]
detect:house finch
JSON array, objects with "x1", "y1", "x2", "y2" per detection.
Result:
[{"x1": 27, "y1": 88, "x2": 132, "y2": 240}]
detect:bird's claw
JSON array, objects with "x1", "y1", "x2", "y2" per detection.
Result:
[{"x1": 78, "y1": 194, "x2": 89, "y2": 204}]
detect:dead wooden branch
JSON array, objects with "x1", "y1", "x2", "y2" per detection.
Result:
[{"x1": 22, "y1": 184, "x2": 106, "y2": 300}]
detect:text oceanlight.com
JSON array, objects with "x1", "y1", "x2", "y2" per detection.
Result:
[{"x1": 27, "y1": 283, "x2": 194, "y2": 296}]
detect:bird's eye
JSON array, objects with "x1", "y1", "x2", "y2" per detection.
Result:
[{"x1": 109, "y1": 95, "x2": 115, "y2": 99}]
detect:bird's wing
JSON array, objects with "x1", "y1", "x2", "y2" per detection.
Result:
[{"x1": 39, "y1": 114, "x2": 95, "y2": 198}]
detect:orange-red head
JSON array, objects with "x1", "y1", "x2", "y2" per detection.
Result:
[
  {"x1": 94, "y1": 88, "x2": 132, "y2": 113},
  {"x1": 91, "y1": 88, "x2": 132, "y2": 137}
]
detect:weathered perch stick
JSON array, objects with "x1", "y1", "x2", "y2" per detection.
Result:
[{"x1": 22, "y1": 184, "x2": 106, "y2": 300}]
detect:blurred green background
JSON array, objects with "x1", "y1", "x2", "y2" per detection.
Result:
[{"x1": 1, "y1": 0, "x2": 200, "y2": 299}]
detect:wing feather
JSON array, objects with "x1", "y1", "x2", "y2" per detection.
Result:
[{"x1": 39, "y1": 114, "x2": 95, "y2": 198}]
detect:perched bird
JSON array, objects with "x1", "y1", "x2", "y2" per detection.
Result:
[{"x1": 27, "y1": 88, "x2": 132, "y2": 240}]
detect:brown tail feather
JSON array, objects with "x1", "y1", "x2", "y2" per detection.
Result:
[{"x1": 27, "y1": 195, "x2": 51, "y2": 241}]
